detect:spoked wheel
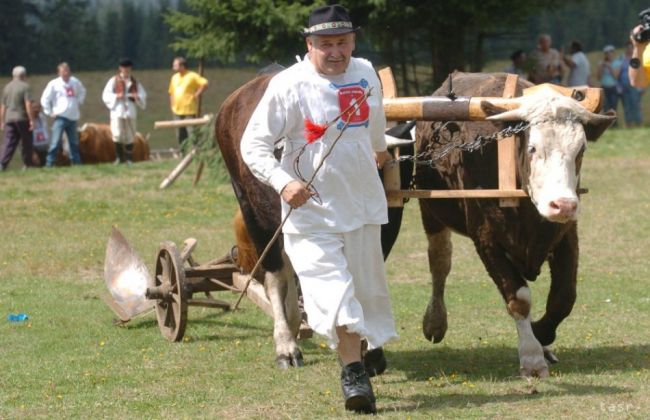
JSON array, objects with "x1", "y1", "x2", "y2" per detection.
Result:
[{"x1": 148, "y1": 241, "x2": 188, "y2": 342}]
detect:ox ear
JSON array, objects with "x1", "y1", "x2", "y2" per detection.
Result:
[
  {"x1": 581, "y1": 110, "x2": 617, "y2": 142},
  {"x1": 385, "y1": 133, "x2": 415, "y2": 149}
]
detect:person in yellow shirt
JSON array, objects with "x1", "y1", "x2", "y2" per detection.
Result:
[
  {"x1": 168, "y1": 57, "x2": 209, "y2": 145},
  {"x1": 629, "y1": 25, "x2": 650, "y2": 88}
]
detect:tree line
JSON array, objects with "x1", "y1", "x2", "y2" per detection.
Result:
[{"x1": 2, "y1": 0, "x2": 648, "y2": 94}]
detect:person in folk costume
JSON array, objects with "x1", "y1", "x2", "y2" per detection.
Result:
[
  {"x1": 241, "y1": 4, "x2": 397, "y2": 414},
  {"x1": 102, "y1": 58, "x2": 146, "y2": 164}
]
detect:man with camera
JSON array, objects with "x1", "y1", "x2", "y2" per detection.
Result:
[{"x1": 629, "y1": 9, "x2": 650, "y2": 88}]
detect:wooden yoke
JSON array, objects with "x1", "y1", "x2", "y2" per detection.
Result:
[
  {"x1": 498, "y1": 74, "x2": 520, "y2": 207},
  {"x1": 378, "y1": 67, "x2": 403, "y2": 208}
]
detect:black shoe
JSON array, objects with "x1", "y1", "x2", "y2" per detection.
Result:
[
  {"x1": 341, "y1": 362, "x2": 376, "y2": 414},
  {"x1": 364, "y1": 347, "x2": 387, "y2": 377}
]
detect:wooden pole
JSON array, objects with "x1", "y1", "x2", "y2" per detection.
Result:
[
  {"x1": 498, "y1": 74, "x2": 520, "y2": 207},
  {"x1": 159, "y1": 148, "x2": 197, "y2": 190}
]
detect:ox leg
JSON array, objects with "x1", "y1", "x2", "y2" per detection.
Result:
[
  {"x1": 511, "y1": 287, "x2": 549, "y2": 378},
  {"x1": 476, "y1": 244, "x2": 548, "y2": 377},
  {"x1": 532, "y1": 226, "x2": 578, "y2": 363},
  {"x1": 265, "y1": 253, "x2": 303, "y2": 369},
  {"x1": 422, "y1": 228, "x2": 452, "y2": 343}
]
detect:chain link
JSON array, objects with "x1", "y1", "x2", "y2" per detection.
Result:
[{"x1": 396, "y1": 120, "x2": 531, "y2": 167}]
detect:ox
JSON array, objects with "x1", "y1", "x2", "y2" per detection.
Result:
[
  {"x1": 45, "y1": 123, "x2": 149, "y2": 166},
  {"x1": 215, "y1": 72, "x2": 411, "y2": 368},
  {"x1": 415, "y1": 72, "x2": 615, "y2": 377},
  {"x1": 77, "y1": 123, "x2": 149, "y2": 164}
]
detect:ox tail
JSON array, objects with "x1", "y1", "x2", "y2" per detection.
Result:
[{"x1": 233, "y1": 208, "x2": 258, "y2": 273}]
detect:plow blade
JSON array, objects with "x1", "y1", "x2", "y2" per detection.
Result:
[{"x1": 103, "y1": 227, "x2": 154, "y2": 321}]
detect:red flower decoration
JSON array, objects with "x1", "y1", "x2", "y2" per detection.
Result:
[{"x1": 304, "y1": 118, "x2": 328, "y2": 144}]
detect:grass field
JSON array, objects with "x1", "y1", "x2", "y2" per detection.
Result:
[{"x1": 1, "y1": 120, "x2": 649, "y2": 418}]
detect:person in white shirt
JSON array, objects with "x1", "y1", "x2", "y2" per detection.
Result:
[
  {"x1": 563, "y1": 40, "x2": 591, "y2": 86},
  {"x1": 40, "y1": 62, "x2": 86, "y2": 167},
  {"x1": 241, "y1": 4, "x2": 396, "y2": 414},
  {"x1": 102, "y1": 58, "x2": 146, "y2": 165}
]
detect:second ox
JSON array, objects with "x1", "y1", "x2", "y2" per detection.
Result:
[{"x1": 414, "y1": 72, "x2": 615, "y2": 377}]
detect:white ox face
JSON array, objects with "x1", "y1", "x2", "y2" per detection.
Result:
[{"x1": 488, "y1": 93, "x2": 615, "y2": 223}]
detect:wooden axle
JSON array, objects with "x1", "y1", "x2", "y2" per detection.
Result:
[{"x1": 154, "y1": 115, "x2": 212, "y2": 129}]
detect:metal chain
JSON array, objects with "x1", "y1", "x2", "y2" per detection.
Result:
[{"x1": 396, "y1": 120, "x2": 531, "y2": 167}]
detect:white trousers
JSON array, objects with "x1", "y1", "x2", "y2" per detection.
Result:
[
  {"x1": 110, "y1": 117, "x2": 136, "y2": 145},
  {"x1": 284, "y1": 225, "x2": 398, "y2": 349}
]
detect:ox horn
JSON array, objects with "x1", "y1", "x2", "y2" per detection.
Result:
[
  {"x1": 79, "y1": 123, "x2": 88, "y2": 132},
  {"x1": 385, "y1": 133, "x2": 415, "y2": 149},
  {"x1": 485, "y1": 106, "x2": 527, "y2": 122}
]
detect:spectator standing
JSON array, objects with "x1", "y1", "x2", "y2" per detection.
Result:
[
  {"x1": 40, "y1": 62, "x2": 86, "y2": 167},
  {"x1": 102, "y1": 58, "x2": 147, "y2": 165},
  {"x1": 629, "y1": 24, "x2": 650, "y2": 88},
  {"x1": 0, "y1": 66, "x2": 35, "y2": 171},
  {"x1": 597, "y1": 45, "x2": 622, "y2": 115},
  {"x1": 503, "y1": 50, "x2": 527, "y2": 79},
  {"x1": 31, "y1": 102, "x2": 50, "y2": 166},
  {"x1": 528, "y1": 34, "x2": 563, "y2": 84},
  {"x1": 563, "y1": 40, "x2": 591, "y2": 86},
  {"x1": 618, "y1": 42, "x2": 644, "y2": 127},
  {"x1": 168, "y1": 57, "x2": 208, "y2": 146}
]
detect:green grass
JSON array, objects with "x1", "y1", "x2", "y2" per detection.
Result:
[{"x1": 1, "y1": 127, "x2": 649, "y2": 418}]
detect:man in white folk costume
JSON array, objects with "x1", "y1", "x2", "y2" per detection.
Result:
[
  {"x1": 102, "y1": 58, "x2": 146, "y2": 165},
  {"x1": 241, "y1": 4, "x2": 397, "y2": 414}
]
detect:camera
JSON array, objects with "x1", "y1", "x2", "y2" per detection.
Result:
[{"x1": 634, "y1": 8, "x2": 650, "y2": 43}]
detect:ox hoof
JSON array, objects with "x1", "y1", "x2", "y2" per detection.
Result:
[
  {"x1": 422, "y1": 304, "x2": 448, "y2": 343},
  {"x1": 543, "y1": 347, "x2": 560, "y2": 364},
  {"x1": 276, "y1": 349, "x2": 304, "y2": 369},
  {"x1": 520, "y1": 366, "x2": 550, "y2": 379}
]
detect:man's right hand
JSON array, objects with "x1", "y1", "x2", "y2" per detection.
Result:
[
  {"x1": 631, "y1": 25, "x2": 649, "y2": 48},
  {"x1": 281, "y1": 180, "x2": 313, "y2": 209}
]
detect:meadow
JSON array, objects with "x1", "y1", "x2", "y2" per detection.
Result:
[{"x1": 1, "y1": 109, "x2": 649, "y2": 417}]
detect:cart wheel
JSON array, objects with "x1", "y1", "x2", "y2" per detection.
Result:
[{"x1": 151, "y1": 241, "x2": 188, "y2": 342}]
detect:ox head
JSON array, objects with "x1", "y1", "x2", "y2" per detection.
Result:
[{"x1": 487, "y1": 92, "x2": 616, "y2": 223}]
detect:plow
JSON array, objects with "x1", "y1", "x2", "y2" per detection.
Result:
[{"x1": 103, "y1": 68, "x2": 604, "y2": 343}]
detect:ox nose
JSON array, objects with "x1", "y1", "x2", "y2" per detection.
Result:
[{"x1": 548, "y1": 198, "x2": 578, "y2": 219}]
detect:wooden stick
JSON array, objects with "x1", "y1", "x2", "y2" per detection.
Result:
[
  {"x1": 498, "y1": 74, "x2": 520, "y2": 207},
  {"x1": 193, "y1": 161, "x2": 205, "y2": 187},
  {"x1": 154, "y1": 115, "x2": 212, "y2": 129},
  {"x1": 159, "y1": 148, "x2": 196, "y2": 190}
]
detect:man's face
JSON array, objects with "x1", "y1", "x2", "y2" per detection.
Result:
[
  {"x1": 307, "y1": 33, "x2": 355, "y2": 76},
  {"x1": 58, "y1": 65, "x2": 71, "y2": 80},
  {"x1": 119, "y1": 65, "x2": 132, "y2": 78},
  {"x1": 539, "y1": 36, "x2": 551, "y2": 51},
  {"x1": 172, "y1": 60, "x2": 185, "y2": 73}
]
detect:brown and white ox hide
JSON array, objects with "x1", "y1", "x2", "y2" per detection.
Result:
[
  {"x1": 415, "y1": 72, "x2": 615, "y2": 377},
  {"x1": 78, "y1": 123, "x2": 149, "y2": 164},
  {"x1": 215, "y1": 72, "x2": 411, "y2": 368},
  {"x1": 53, "y1": 123, "x2": 149, "y2": 165}
]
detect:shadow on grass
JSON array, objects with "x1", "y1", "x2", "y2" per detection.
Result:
[
  {"x1": 387, "y1": 343, "x2": 650, "y2": 382},
  {"x1": 379, "y1": 382, "x2": 628, "y2": 413}
]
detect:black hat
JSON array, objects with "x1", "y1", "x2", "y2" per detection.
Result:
[
  {"x1": 118, "y1": 57, "x2": 133, "y2": 67},
  {"x1": 302, "y1": 4, "x2": 358, "y2": 36}
]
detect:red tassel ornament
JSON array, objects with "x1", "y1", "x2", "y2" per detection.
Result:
[{"x1": 304, "y1": 118, "x2": 328, "y2": 144}]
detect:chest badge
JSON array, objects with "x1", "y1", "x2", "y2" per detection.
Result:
[{"x1": 330, "y1": 79, "x2": 370, "y2": 129}]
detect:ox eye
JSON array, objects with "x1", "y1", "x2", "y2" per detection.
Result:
[{"x1": 527, "y1": 145, "x2": 536, "y2": 155}]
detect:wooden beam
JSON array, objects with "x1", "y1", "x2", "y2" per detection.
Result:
[
  {"x1": 386, "y1": 189, "x2": 528, "y2": 199},
  {"x1": 154, "y1": 115, "x2": 212, "y2": 129},
  {"x1": 498, "y1": 74, "x2": 520, "y2": 207},
  {"x1": 232, "y1": 273, "x2": 273, "y2": 318}
]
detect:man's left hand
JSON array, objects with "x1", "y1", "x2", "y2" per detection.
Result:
[{"x1": 374, "y1": 150, "x2": 392, "y2": 169}]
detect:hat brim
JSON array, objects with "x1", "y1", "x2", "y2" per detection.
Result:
[{"x1": 302, "y1": 26, "x2": 360, "y2": 37}]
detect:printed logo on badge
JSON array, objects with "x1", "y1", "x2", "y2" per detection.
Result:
[
  {"x1": 330, "y1": 79, "x2": 370, "y2": 129},
  {"x1": 65, "y1": 86, "x2": 75, "y2": 97}
]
